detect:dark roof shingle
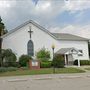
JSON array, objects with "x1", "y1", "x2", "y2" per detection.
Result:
[{"x1": 52, "y1": 33, "x2": 88, "y2": 41}]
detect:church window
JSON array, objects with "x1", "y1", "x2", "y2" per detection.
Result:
[{"x1": 27, "y1": 40, "x2": 34, "y2": 56}]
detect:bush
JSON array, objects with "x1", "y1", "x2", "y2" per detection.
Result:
[
  {"x1": 40, "y1": 61, "x2": 52, "y2": 68},
  {"x1": 36, "y1": 48, "x2": 50, "y2": 61},
  {"x1": 19, "y1": 55, "x2": 32, "y2": 67},
  {"x1": 0, "y1": 67, "x2": 7, "y2": 72},
  {"x1": 3, "y1": 62, "x2": 19, "y2": 67},
  {"x1": 74, "y1": 60, "x2": 90, "y2": 65},
  {"x1": 80, "y1": 60, "x2": 90, "y2": 65},
  {"x1": 0, "y1": 67, "x2": 18, "y2": 73},
  {"x1": 52, "y1": 54, "x2": 64, "y2": 68},
  {"x1": 0, "y1": 49, "x2": 17, "y2": 67}
]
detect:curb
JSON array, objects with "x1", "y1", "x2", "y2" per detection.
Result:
[
  {"x1": 7, "y1": 79, "x2": 28, "y2": 82},
  {"x1": 33, "y1": 77, "x2": 53, "y2": 80},
  {"x1": 59, "y1": 76, "x2": 82, "y2": 79},
  {"x1": 7, "y1": 75, "x2": 90, "y2": 82}
]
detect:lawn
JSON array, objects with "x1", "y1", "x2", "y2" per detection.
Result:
[
  {"x1": 85, "y1": 67, "x2": 90, "y2": 70},
  {"x1": 0, "y1": 67, "x2": 85, "y2": 77}
]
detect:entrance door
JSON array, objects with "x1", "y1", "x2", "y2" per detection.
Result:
[{"x1": 68, "y1": 54, "x2": 73, "y2": 65}]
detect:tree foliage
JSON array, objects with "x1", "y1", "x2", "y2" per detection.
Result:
[
  {"x1": 19, "y1": 55, "x2": 32, "y2": 67},
  {"x1": 88, "y1": 42, "x2": 90, "y2": 58},
  {"x1": 52, "y1": 54, "x2": 65, "y2": 68},
  {"x1": 0, "y1": 17, "x2": 8, "y2": 50},
  {"x1": 0, "y1": 49, "x2": 17, "y2": 67},
  {"x1": 36, "y1": 48, "x2": 50, "y2": 61}
]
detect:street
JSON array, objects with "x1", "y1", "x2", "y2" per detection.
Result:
[{"x1": 0, "y1": 74, "x2": 90, "y2": 90}]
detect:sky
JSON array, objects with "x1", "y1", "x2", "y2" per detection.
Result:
[{"x1": 0, "y1": 0, "x2": 90, "y2": 38}]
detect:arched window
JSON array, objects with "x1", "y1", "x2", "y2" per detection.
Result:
[{"x1": 27, "y1": 40, "x2": 34, "y2": 56}]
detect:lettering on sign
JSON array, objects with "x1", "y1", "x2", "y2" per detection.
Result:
[{"x1": 32, "y1": 61, "x2": 38, "y2": 66}]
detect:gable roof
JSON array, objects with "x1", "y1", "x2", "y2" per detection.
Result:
[
  {"x1": 55, "y1": 48, "x2": 78, "y2": 54},
  {"x1": 2, "y1": 20, "x2": 57, "y2": 39},
  {"x1": 52, "y1": 33, "x2": 88, "y2": 41},
  {"x1": 2, "y1": 20, "x2": 89, "y2": 41}
]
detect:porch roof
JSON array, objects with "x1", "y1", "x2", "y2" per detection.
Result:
[{"x1": 55, "y1": 48, "x2": 78, "y2": 55}]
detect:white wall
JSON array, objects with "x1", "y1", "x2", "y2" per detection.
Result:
[
  {"x1": 2, "y1": 23, "x2": 89, "y2": 61},
  {"x1": 2, "y1": 23, "x2": 57, "y2": 60},
  {"x1": 56, "y1": 40, "x2": 89, "y2": 60}
]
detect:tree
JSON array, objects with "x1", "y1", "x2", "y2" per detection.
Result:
[
  {"x1": 0, "y1": 49, "x2": 5, "y2": 66},
  {"x1": 88, "y1": 42, "x2": 90, "y2": 58},
  {"x1": 0, "y1": 49, "x2": 17, "y2": 67},
  {"x1": 0, "y1": 17, "x2": 8, "y2": 66},
  {"x1": 52, "y1": 54, "x2": 65, "y2": 68},
  {"x1": 19, "y1": 55, "x2": 32, "y2": 67},
  {"x1": 0, "y1": 17, "x2": 5, "y2": 50},
  {"x1": 36, "y1": 48, "x2": 50, "y2": 61}
]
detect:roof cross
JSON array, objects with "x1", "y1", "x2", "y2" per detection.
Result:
[{"x1": 28, "y1": 26, "x2": 33, "y2": 39}]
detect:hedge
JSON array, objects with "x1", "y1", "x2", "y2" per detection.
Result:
[
  {"x1": 3, "y1": 62, "x2": 19, "y2": 67},
  {"x1": 74, "y1": 60, "x2": 90, "y2": 66},
  {"x1": 0, "y1": 67, "x2": 18, "y2": 73},
  {"x1": 40, "y1": 61, "x2": 52, "y2": 68}
]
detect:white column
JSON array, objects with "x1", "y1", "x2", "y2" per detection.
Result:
[
  {"x1": 78, "y1": 59, "x2": 80, "y2": 67},
  {"x1": 64, "y1": 54, "x2": 67, "y2": 65}
]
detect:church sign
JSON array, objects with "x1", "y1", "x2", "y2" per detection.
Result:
[
  {"x1": 32, "y1": 61, "x2": 38, "y2": 66},
  {"x1": 29, "y1": 60, "x2": 40, "y2": 70}
]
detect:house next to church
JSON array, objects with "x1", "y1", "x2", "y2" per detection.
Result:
[{"x1": 2, "y1": 20, "x2": 89, "y2": 65}]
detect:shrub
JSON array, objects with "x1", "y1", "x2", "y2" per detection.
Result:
[
  {"x1": 74, "y1": 60, "x2": 90, "y2": 65},
  {"x1": 0, "y1": 67, "x2": 7, "y2": 72},
  {"x1": 19, "y1": 55, "x2": 32, "y2": 67},
  {"x1": 40, "y1": 61, "x2": 52, "y2": 68},
  {"x1": 0, "y1": 49, "x2": 17, "y2": 67},
  {"x1": 36, "y1": 48, "x2": 50, "y2": 61},
  {"x1": 0, "y1": 67, "x2": 18, "y2": 73},
  {"x1": 3, "y1": 62, "x2": 19, "y2": 67},
  {"x1": 52, "y1": 54, "x2": 64, "y2": 68},
  {"x1": 80, "y1": 60, "x2": 90, "y2": 65}
]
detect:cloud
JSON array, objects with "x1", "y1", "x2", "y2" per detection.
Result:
[
  {"x1": 64, "y1": 0, "x2": 90, "y2": 13},
  {"x1": 0, "y1": 0, "x2": 90, "y2": 39},
  {"x1": 49, "y1": 24, "x2": 90, "y2": 39},
  {"x1": 0, "y1": 0, "x2": 65, "y2": 30}
]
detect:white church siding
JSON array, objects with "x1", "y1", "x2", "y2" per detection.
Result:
[
  {"x1": 31, "y1": 24, "x2": 57, "y2": 58},
  {"x1": 2, "y1": 23, "x2": 58, "y2": 60},
  {"x1": 2, "y1": 25, "x2": 30, "y2": 59},
  {"x1": 56, "y1": 40, "x2": 89, "y2": 60}
]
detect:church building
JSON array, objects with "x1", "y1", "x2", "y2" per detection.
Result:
[{"x1": 2, "y1": 20, "x2": 89, "y2": 65}]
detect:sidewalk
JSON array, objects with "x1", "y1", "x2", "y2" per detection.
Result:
[
  {"x1": 0, "y1": 71, "x2": 90, "y2": 82},
  {"x1": 0, "y1": 66, "x2": 90, "y2": 81}
]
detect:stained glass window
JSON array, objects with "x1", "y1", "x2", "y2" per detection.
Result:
[{"x1": 27, "y1": 40, "x2": 34, "y2": 56}]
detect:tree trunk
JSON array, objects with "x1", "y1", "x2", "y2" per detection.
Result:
[
  {"x1": 0, "y1": 37, "x2": 2, "y2": 50},
  {"x1": 0, "y1": 37, "x2": 3, "y2": 67}
]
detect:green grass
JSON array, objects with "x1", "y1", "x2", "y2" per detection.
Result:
[
  {"x1": 0, "y1": 67, "x2": 85, "y2": 77},
  {"x1": 85, "y1": 67, "x2": 90, "y2": 70}
]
